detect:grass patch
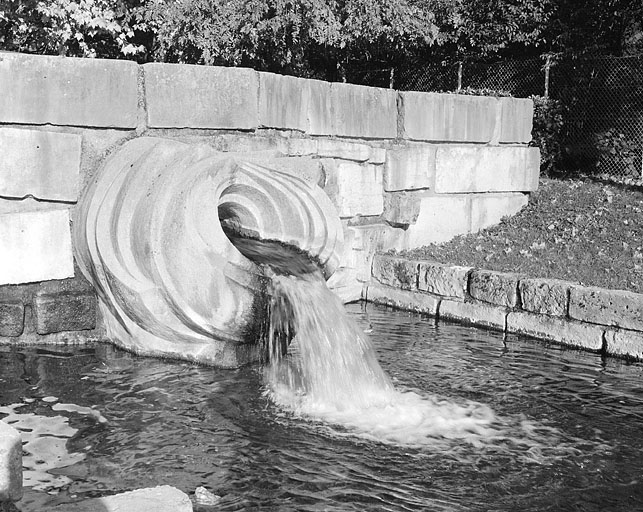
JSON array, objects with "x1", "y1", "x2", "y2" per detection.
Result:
[{"x1": 401, "y1": 178, "x2": 643, "y2": 293}]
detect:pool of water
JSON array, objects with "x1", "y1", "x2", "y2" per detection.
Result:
[{"x1": 2, "y1": 303, "x2": 643, "y2": 511}]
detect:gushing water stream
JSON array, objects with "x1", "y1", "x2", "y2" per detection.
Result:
[{"x1": 263, "y1": 270, "x2": 506, "y2": 447}]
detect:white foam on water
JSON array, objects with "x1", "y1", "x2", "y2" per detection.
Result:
[{"x1": 263, "y1": 271, "x2": 578, "y2": 458}]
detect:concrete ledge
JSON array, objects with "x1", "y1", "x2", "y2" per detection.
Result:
[
  {"x1": 366, "y1": 283, "x2": 439, "y2": 315},
  {"x1": 506, "y1": 311, "x2": 604, "y2": 351},
  {"x1": 439, "y1": 299, "x2": 507, "y2": 331},
  {"x1": 0, "y1": 128, "x2": 82, "y2": 202},
  {"x1": 0, "y1": 420, "x2": 22, "y2": 503},
  {"x1": 144, "y1": 63, "x2": 259, "y2": 129},
  {"x1": 367, "y1": 254, "x2": 643, "y2": 361},
  {"x1": 258, "y1": 72, "x2": 308, "y2": 131},
  {"x1": 0, "y1": 53, "x2": 138, "y2": 127},
  {"x1": 306, "y1": 79, "x2": 334, "y2": 135}
]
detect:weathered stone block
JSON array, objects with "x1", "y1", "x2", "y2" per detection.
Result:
[
  {"x1": 34, "y1": 290, "x2": 97, "y2": 335},
  {"x1": 439, "y1": 299, "x2": 507, "y2": 331},
  {"x1": 500, "y1": 97, "x2": 534, "y2": 143},
  {"x1": 569, "y1": 286, "x2": 643, "y2": 331},
  {"x1": 400, "y1": 92, "x2": 497, "y2": 142},
  {"x1": 366, "y1": 283, "x2": 439, "y2": 315},
  {"x1": 0, "y1": 53, "x2": 138, "y2": 127},
  {"x1": 605, "y1": 329, "x2": 643, "y2": 360},
  {"x1": 258, "y1": 72, "x2": 308, "y2": 131},
  {"x1": 369, "y1": 147, "x2": 387, "y2": 165},
  {"x1": 322, "y1": 160, "x2": 383, "y2": 217},
  {"x1": 306, "y1": 79, "x2": 333, "y2": 136},
  {"x1": 0, "y1": 301, "x2": 24, "y2": 337},
  {"x1": 340, "y1": 224, "x2": 403, "y2": 282},
  {"x1": 384, "y1": 145, "x2": 436, "y2": 191},
  {"x1": 469, "y1": 270, "x2": 520, "y2": 307},
  {"x1": 434, "y1": 146, "x2": 540, "y2": 193},
  {"x1": 0, "y1": 420, "x2": 22, "y2": 503},
  {"x1": 285, "y1": 138, "x2": 319, "y2": 156},
  {"x1": 144, "y1": 63, "x2": 259, "y2": 129},
  {"x1": 371, "y1": 255, "x2": 419, "y2": 290},
  {"x1": 506, "y1": 311, "x2": 604, "y2": 351},
  {"x1": 519, "y1": 278, "x2": 570, "y2": 316},
  {"x1": 0, "y1": 128, "x2": 82, "y2": 202},
  {"x1": 331, "y1": 83, "x2": 397, "y2": 139},
  {"x1": 0, "y1": 208, "x2": 74, "y2": 285},
  {"x1": 317, "y1": 139, "x2": 371, "y2": 161},
  {"x1": 470, "y1": 193, "x2": 529, "y2": 233},
  {"x1": 418, "y1": 262, "x2": 471, "y2": 299},
  {"x1": 398, "y1": 194, "x2": 470, "y2": 249},
  {"x1": 383, "y1": 191, "x2": 422, "y2": 226}
]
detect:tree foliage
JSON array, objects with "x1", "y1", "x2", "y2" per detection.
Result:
[{"x1": 0, "y1": 0, "x2": 145, "y2": 57}]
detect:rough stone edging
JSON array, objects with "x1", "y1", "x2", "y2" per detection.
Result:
[{"x1": 368, "y1": 254, "x2": 643, "y2": 360}]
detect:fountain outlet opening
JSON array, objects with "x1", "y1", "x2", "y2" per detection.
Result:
[{"x1": 73, "y1": 136, "x2": 344, "y2": 368}]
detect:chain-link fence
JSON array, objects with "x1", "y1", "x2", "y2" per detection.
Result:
[{"x1": 352, "y1": 55, "x2": 643, "y2": 182}]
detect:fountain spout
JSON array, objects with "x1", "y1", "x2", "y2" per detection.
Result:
[{"x1": 73, "y1": 137, "x2": 344, "y2": 367}]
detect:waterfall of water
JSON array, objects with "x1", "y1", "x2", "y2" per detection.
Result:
[{"x1": 262, "y1": 270, "x2": 504, "y2": 447}]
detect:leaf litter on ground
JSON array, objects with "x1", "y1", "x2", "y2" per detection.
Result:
[{"x1": 400, "y1": 178, "x2": 643, "y2": 294}]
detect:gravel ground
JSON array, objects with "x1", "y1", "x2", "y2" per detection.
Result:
[{"x1": 400, "y1": 178, "x2": 643, "y2": 294}]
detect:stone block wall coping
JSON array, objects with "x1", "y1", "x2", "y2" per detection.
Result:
[
  {"x1": 0, "y1": 52, "x2": 534, "y2": 143},
  {"x1": 369, "y1": 254, "x2": 643, "y2": 361}
]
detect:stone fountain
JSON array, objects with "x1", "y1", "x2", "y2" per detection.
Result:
[{"x1": 73, "y1": 137, "x2": 344, "y2": 367}]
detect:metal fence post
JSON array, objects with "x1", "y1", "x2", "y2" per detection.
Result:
[
  {"x1": 457, "y1": 61, "x2": 463, "y2": 92},
  {"x1": 544, "y1": 55, "x2": 552, "y2": 98}
]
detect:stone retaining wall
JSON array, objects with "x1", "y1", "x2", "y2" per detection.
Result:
[
  {"x1": 0, "y1": 51, "x2": 538, "y2": 346},
  {"x1": 369, "y1": 254, "x2": 643, "y2": 360}
]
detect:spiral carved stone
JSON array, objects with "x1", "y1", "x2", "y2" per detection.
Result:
[{"x1": 74, "y1": 137, "x2": 344, "y2": 367}]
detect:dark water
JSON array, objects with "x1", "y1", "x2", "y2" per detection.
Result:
[{"x1": 2, "y1": 303, "x2": 643, "y2": 511}]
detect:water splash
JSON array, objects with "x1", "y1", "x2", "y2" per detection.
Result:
[{"x1": 263, "y1": 271, "x2": 507, "y2": 448}]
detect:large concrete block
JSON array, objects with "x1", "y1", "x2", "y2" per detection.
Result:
[
  {"x1": 399, "y1": 194, "x2": 470, "y2": 248},
  {"x1": 306, "y1": 79, "x2": 334, "y2": 136},
  {"x1": 258, "y1": 72, "x2": 308, "y2": 131},
  {"x1": 439, "y1": 299, "x2": 507, "y2": 331},
  {"x1": 469, "y1": 193, "x2": 528, "y2": 233},
  {"x1": 434, "y1": 146, "x2": 540, "y2": 193},
  {"x1": 366, "y1": 283, "x2": 440, "y2": 315},
  {"x1": 371, "y1": 254, "x2": 419, "y2": 290},
  {"x1": 0, "y1": 301, "x2": 24, "y2": 337},
  {"x1": 518, "y1": 278, "x2": 570, "y2": 317},
  {"x1": 569, "y1": 286, "x2": 643, "y2": 331},
  {"x1": 418, "y1": 261, "x2": 471, "y2": 299},
  {"x1": 34, "y1": 290, "x2": 97, "y2": 335},
  {"x1": 330, "y1": 83, "x2": 397, "y2": 139},
  {"x1": 384, "y1": 145, "x2": 436, "y2": 191},
  {"x1": 506, "y1": 311, "x2": 604, "y2": 351},
  {"x1": 323, "y1": 160, "x2": 383, "y2": 217},
  {"x1": 469, "y1": 269, "x2": 520, "y2": 308},
  {"x1": 0, "y1": 52, "x2": 138, "y2": 127},
  {"x1": 0, "y1": 420, "x2": 22, "y2": 503},
  {"x1": 0, "y1": 128, "x2": 81, "y2": 202},
  {"x1": 400, "y1": 92, "x2": 497, "y2": 142},
  {"x1": 605, "y1": 329, "x2": 643, "y2": 360},
  {"x1": 144, "y1": 63, "x2": 259, "y2": 129},
  {"x1": 0, "y1": 208, "x2": 74, "y2": 285},
  {"x1": 500, "y1": 97, "x2": 534, "y2": 143}
]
